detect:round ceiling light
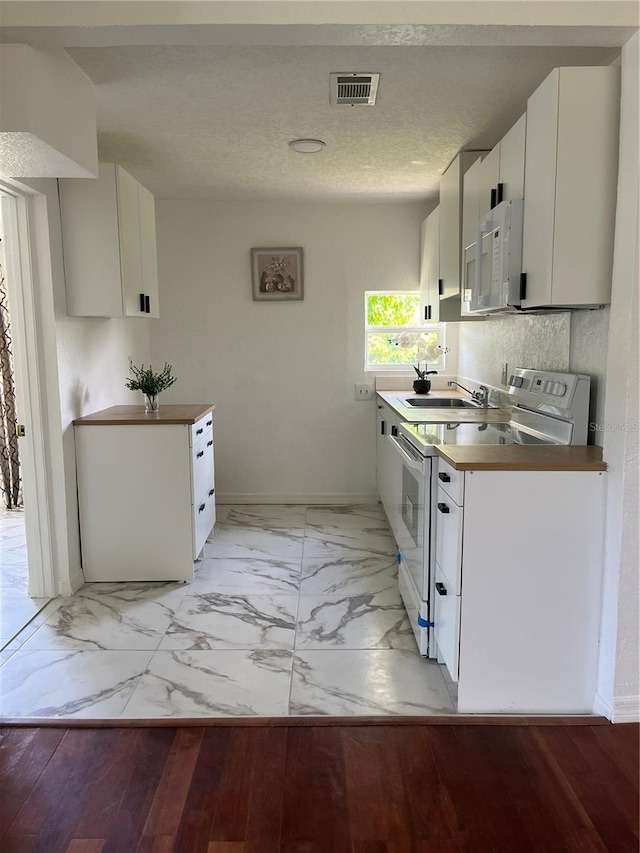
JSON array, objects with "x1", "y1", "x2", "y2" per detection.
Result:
[{"x1": 289, "y1": 138, "x2": 326, "y2": 154}]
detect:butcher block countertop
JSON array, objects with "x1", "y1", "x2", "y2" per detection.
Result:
[
  {"x1": 73, "y1": 404, "x2": 214, "y2": 426},
  {"x1": 376, "y1": 390, "x2": 512, "y2": 424},
  {"x1": 435, "y1": 444, "x2": 607, "y2": 472}
]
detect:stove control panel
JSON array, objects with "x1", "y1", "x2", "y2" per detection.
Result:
[
  {"x1": 507, "y1": 368, "x2": 591, "y2": 445},
  {"x1": 528, "y1": 376, "x2": 568, "y2": 397}
]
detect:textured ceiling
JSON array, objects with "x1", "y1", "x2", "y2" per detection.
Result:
[
  {"x1": 1, "y1": 2, "x2": 635, "y2": 200},
  {"x1": 66, "y1": 41, "x2": 618, "y2": 201}
]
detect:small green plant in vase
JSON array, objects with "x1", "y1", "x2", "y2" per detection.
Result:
[{"x1": 125, "y1": 360, "x2": 177, "y2": 413}]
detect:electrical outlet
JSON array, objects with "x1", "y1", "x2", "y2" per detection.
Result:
[{"x1": 354, "y1": 384, "x2": 373, "y2": 401}]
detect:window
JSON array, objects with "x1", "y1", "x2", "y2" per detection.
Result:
[{"x1": 365, "y1": 292, "x2": 445, "y2": 371}]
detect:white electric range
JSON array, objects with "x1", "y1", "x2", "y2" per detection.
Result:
[{"x1": 388, "y1": 368, "x2": 591, "y2": 656}]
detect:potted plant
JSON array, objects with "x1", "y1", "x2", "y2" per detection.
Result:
[
  {"x1": 125, "y1": 361, "x2": 177, "y2": 413},
  {"x1": 413, "y1": 363, "x2": 438, "y2": 395}
]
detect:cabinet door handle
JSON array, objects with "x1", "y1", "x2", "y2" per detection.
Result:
[
  {"x1": 424, "y1": 305, "x2": 432, "y2": 321},
  {"x1": 196, "y1": 450, "x2": 204, "y2": 459},
  {"x1": 490, "y1": 187, "x2": 497, "y2": 209},
  {"x1": 496, "y1": 182, "x2": 504, "y2": 205},
  {"x1": 438, "y1": 278, "x2": 444, "y2": 296},
  {"x1": 519, "y1": 272, "x2": 527, "y2": 301},
  {"x1": 380, "y1": 420, "x2": 386, "y2": 435},
  {"x1": 209, "y1": 489, "x2": 214, "y2": 497},
  {"x1": 435, "y1": 582, "x2": 448, "y2": 596},
  {"x1": 206, "y1": 420, "x2": 212, "y2": 427},
  {"x1": 198, "y1": 503, "x2": 206, "y2": 513},
  {"x1": 145, "y1": 294, "x2": 151, "y2": 314},
  {"x1": 139, "y1": 293, "x2": 146, "y2": 312},
  {"x1": 196, "y1": 428, "x2": 203, "y2": 435},
  {"x1": 391, "y1": 425, "x2": 398, "y2": 437},
  {"x1": 438, "y1": 472, "x2": 451, "y2": 483},
  {"x1": 437, "y1": 502, "x2": 450, "y2": 514},
  {"x1": 207, "y1": 440, "x2": 213, "y2": 447}
]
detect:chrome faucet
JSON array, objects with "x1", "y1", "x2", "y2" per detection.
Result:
[{"x1": 448, "y1": 380, "x2": 490, "y2": 407}]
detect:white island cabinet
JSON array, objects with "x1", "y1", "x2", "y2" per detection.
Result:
[
  {"x1": 433, "y1": 452, "x2": 606, "y2": 715},
  {"x1": 74, "y1": 405, "x2": 215, "y2": 582}
]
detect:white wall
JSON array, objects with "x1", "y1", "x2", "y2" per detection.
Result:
[
  {"x1": 0, "y1": 45, "x2": 98, "y2": 179},
  {"x1": 597, "y1": 31, "x2": 639, "y2": 722},
  {"x1": 152, "y1": 199, "x2": 425, "y2": 502}
]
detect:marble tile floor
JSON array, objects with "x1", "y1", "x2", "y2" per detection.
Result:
[
  {"x1": 0, "y1": 504, "x2": 456, "y2": 720},
  {"x1": 0, "y1": 509, "x2": 50, "y2": 648}
]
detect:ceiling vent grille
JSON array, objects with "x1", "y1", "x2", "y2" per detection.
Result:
[{"x1": 330, "y1": 73, "x2": 380, "y2": 106}]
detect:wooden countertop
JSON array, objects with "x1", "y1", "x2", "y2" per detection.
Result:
[
  {"x1": 435, "y1": 444, "x2": 607, "y2": 472},
  {"x1": 377, "y1": 390, "x2": 512, "y2": 424},
  {"x1": 73, "y1": 404, "x2": 215, "y2": 426}
]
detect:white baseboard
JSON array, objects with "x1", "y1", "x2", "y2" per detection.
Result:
[
  {"x1": 58, "y1": 566, "x2": 85, "y2": 597},
  {"x1": 613, "y1": 694, "x2": 640, "y2": 723},
  {"x1": 216, "y1": 493, "x2": 379, "y2": 506},
  {"x1": 593, "y1": 692, "x2": 614, "y2": 720}
]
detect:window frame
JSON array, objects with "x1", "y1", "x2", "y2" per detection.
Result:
[{"x1": 364, "y1": 291, "x2": 446, "y2": 373}]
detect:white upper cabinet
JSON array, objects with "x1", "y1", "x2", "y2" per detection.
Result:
[
  {"x1": 475, "y1": 146, "x2": 500, "y2": 222},
  {"x1": 461, "y1": 156, "x2": 485, "y2": 260},
  {"x1": 419, "y1": 206, "x2": 440, "y2": 323},
  {"x1": 438, "y1": 151, "x2": 483, "y2": 301},
  {"x1": 498, "y1": 113, "x2": 526, "y2": 203},
  {"x1": 462, "y1": 114, "x2": 526, "y2": 256},
  {"x1": 60, "y1": 163, "x2": 160, "y2": 318},
  {"x1": 137, "y1": 182, "x2": 160, "y2": 319},
  {"x1": 521, "y1": 67, "x2": 620, "y2": 309},
  {"x1": 433, "y1": 150, "x2": 486, "y2": 322}
]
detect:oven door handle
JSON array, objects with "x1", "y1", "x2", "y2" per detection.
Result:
[{"x1": 389, "y1": 434, "x2": 425, "y2": 474}]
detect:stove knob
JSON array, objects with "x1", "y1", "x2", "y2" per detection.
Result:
[
  {"x1": 553, "y1": 382, "x2": 567, "y2": 396},
  {"x1": 509, "y1": 375, "x2": 524, "y2": 388}
]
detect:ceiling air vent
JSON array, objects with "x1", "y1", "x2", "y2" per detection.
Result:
[{"x1": 330, "y1": 73, "x2": 380, "y2": 106}]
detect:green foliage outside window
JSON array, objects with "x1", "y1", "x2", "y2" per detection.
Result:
[
  {"x1": 366, "y1": 293, "x2": 421, "y2": 326},
  {"x1": 365, "y1": 292, "x2": 444, "y2": 369}
]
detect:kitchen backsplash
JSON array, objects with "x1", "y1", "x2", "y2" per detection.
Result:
[
  {"x1": 458, "y1": 312, "x2": 572, "y2": 387},
  {"x1": 458, "y1": 307, "x2": 610, "y2": 443}
]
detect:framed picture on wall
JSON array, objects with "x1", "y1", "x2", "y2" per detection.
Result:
[{"x1": 251, "y1": 247, "x2": 304, "y2": 301}]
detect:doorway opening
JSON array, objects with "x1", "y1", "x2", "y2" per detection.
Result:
[{"x1": 0, "y1": 193, "x2": 52, "y2": 648}]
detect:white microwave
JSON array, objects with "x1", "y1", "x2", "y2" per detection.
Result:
[{"x1": 462, "y1": 199, "x2": 524, "y2": 315}]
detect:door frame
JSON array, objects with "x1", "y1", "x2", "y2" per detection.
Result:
[{"x1": 0, "y1": 185, "x2": 57, "y2": 598}]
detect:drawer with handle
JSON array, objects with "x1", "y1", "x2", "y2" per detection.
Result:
[
  {"x1": 436, "y1": 458, "x2": 464, "y2": 506},
  {"x1": 192, "y1": 440, "x2": 214, "y2": 507},
  {"x1": 434, "y1": 561, "x2": 461, "y2": 683},
  {"x1": 193, "y1": 489, "x2": 216, "y2": 559},
  {"x1": 190, "y1": 413, "x2": 214, "y2": 448},
  {"x1": 435, "y1": 485, "x2": 464, "y2": 594}
]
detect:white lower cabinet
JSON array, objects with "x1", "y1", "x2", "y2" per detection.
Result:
[
  {"x1": 376, "y1": 399, "x2": 401, "y2": 539},
  {"x1": 434, "y1": 562, "x2": 461, "y2": 680},
  {"x1": 433, "y1": 463, "x2": 606, "y2": 714},
  {"x1": 75, "y1": 408, "x2": 216, "y2": 582}
]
